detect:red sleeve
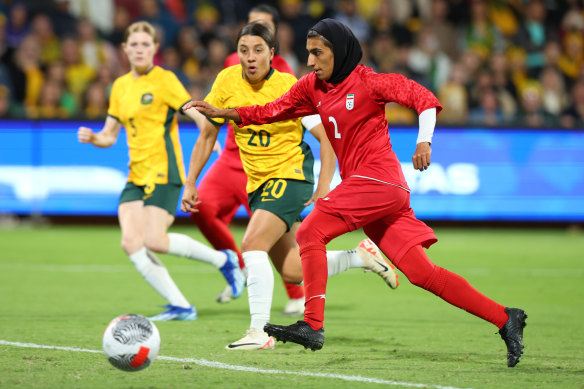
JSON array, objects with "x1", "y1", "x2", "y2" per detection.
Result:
[
  {"x1": 223, "y1": 52, "x2": 239, "y2": 68},
  {"x1": 272, "y1": 55, "x2": 295, "y2": 76},
  {"x1": 363, "y1": 68, "x2": 443, "y2": 115},
  {"x1": 236, "y1": 75, "x2": 318, "y2": 126}
]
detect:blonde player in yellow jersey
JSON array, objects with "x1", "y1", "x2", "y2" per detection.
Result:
[
  {"x1": 77, "y1": 21, "x2": 245, "y2": 322},
  {"x1": 181, "y1": 22, "x2": 399, "y2": 350}
]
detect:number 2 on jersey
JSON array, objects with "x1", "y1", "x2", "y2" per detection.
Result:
[{"x1": 329, "y1": 116, "x2": 341, "y2": 139}]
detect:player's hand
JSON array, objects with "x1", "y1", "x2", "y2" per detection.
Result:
[
  {"x1": 212, "y1": 140, "x2": 222, "y2": 156},
  {"x1": 77, "y1": 126, "x2": 94, "y2": 144},
  {"x1": 181, "y1": 183, "x2": 201, "y2": 213},
  {"x1": 412, "y1": 142, "x2": 431, "y2": 171},
  {"x1": 183, "y1": 101, "x2": 220, "y2": 117},
  {"x1": 305, "y1": 185, "x2": 330, "y2": 206}
]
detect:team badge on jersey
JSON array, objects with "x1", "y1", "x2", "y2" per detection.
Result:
[
  {"x1": 141, "y1": 93, "x2": 153, "y2": 105},
  {"x1": 346, "y1": 94, "x2": 354, "y2": 110}
]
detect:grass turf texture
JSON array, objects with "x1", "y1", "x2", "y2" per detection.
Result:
[{"x1": 0, "y1": 224, "x2": 583, "y2": 388}]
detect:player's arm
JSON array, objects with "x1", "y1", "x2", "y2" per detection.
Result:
[
  {"x1": 412, "y1": 108, "x2": 436, "y2": 172},
  {"x1": 302, "y1": 115, "x2": 336, "y2": 206},
  {"x1": 77, "y1": 115, "x2": 122, "y2": 148},
  {"x1": 180, "y1": 109, "x2": 221, "y2": 213}
]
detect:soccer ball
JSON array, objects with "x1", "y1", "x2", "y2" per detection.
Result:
[{"x1": 102, "y1": 314, "x2": 161, "y2": 372}]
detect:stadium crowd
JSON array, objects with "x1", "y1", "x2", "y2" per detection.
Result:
[{"x1": 0, "y1": 0, "x2": 582, "y2": 128}]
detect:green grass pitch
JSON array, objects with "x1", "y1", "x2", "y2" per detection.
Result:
[{"x1": 0, "y1": 223, "x2": 583, "y2": 388}]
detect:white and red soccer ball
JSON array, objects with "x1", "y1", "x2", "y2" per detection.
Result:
[{"x1": 102, "y1": 314, "x2": 160, "y2": 372}]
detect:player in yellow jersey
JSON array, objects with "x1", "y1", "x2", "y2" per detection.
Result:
[
  {"x1": 76, "y1": 21, "x2": 245, "y2": 322},
  {"x1": 181, "y1": 22, "x2": 399, "y2": 350}
]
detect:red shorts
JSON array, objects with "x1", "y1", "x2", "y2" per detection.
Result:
[
  {"x1": 196, "y1": 156, "x2": 251, "y2": 222},
  {"x1": 315, "y1": 176, "x2": 437, "y2": 263}
]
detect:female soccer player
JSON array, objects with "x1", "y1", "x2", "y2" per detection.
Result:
[
  {"x1": 190, "y1": 4, "x2": 306, "y2": 315},
  {"x1": 185, "y1": 19, "x2": 527, "y2": 367},
  {"x1": 181, "y1": 22, "x2": 399, "y2": 350},
  {"x1": 77, "y1": 21, "x2": 245, "y2": 321}
]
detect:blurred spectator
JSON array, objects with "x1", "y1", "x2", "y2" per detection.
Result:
[
  {"x1": 77, "y1": 18, "x2": 116, "y2": 71},
  {"x1": 437, "y1": 61, "x2": 469, "y2": 125},
  {"x1": 516, "y1": 80, "x2": 557, "y2": 127},
  {"x1": 460, "y1": 0, "x2": 504, "y2": 61},
  {"x1": 47, "y1": 0, "x2": 78, "y2": 38},
  {"x1": 280, "y1": 0, "x2": 316, "y2": 63},
  {"x1": 369, "y1": 0, "x2": 412, "y2": 48},
  {"x1": 175, "y1": 25, "x2": 203, "y2": 83},
  {"x1": 45, "y1": 60, "x2": 77, "y2": 116},
  {"x1": 557, "y1": 31, "x2": 584, "y2": 81},
  {"x1": 162, "y1": 46, "x2": 190, "y2": 86},
  {"x1": 0, "y1": 84, "x2": 14, "y2": 117},
  {"x1": 468, "y1": 88, "x2": 506, "y2": 126},
  {"x1": 106, "y1": 5, "x2": 131, "y2": 46},
  {"x1": 426, "y1": 0, "x2": 458, "y2": 60},
  {"x1": 139, "y1": 0, "x2": 179, "y2": 47},
  {"x1": 29, "y1": 14, "x2": 61, "y2": 66},
  {"x1": 487, "y1": 0, "x2": 519, "y2": 38},
  {"x1": 540, "y1": 66, "x2": 568, "y2": 116},
  {"x1": 192, "y1": 3, "x2": 222, "y2": 48},
  {"x1": 335, "y1": 0, "x2": 369, "y2": 42},
  {"x1": 83, "y1": 80, "x2": 107, "y2": 119},
  {"x1": 61, "y1": 36, "x2": 95, "y2": 106},
  {"x1": 277, "y1": 21, "x2": 299, "y2": 75},
  {"x1": 5, "y1": 2, "x2": 28, "y2": 49},
  {"x1": 512, "y1": 0, "x2": 550, "y2": 75},
  {"x1": 407, "y1": 26, "x2": 451, "y2": 92},
  {"x1": 3, "y1": 34, "x2": 43, "y2": 111},
  {"x1": 66, "y1": 0, "x2": 114, "y2": 35},
  {"x1": 561, "y1": 79, "x2": 584, "y2": 128},
  {"x1": 490, "y1": 51, "x2": 518, "y2": 121},
  {"x1": 28, "y1": 79, "x2": 68, "y2": 119}
]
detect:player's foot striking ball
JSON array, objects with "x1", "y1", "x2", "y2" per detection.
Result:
[
  {"x1": 264, "y1": 320, "x2": 324, "y2": 351},
  {"x1": 498, "y1": 307, "x2": 528, "y2": 367}
]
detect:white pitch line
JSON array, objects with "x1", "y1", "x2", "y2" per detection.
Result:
[{"x1": 0, "y1": 340, "x2": 471, "y2": 389}]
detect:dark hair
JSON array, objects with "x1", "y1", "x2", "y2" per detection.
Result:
[
  {"x1": 307, "y1": 29, "x2": 333, "y2": 51},
  {"x1": 249, "y1": 4, "x2": 280, "y2": 32},
  {"x1": 237, "y1": 22, "x2": 276, "y2": 49}
]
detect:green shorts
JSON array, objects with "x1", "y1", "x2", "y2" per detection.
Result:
[
  {"x1": 248, "y1": 178, "x2": 314, "y2": 231},
  {"x1": 119, "y1": 181, "x2": 182, "y2": 215}
]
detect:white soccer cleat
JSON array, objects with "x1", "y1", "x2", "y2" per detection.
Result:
[
  {"x1": 282, "y1": 298, "x2": 305, "y2": 316},
  {"x1": 225, "y1": 328, "x2": 275, "y2": 350},
  {"x1": 356, "y1": 239, "x2": 399, "y2": 289},
  {"x1": 216, "y1": 284, "x2": 235, "y2": 303}
]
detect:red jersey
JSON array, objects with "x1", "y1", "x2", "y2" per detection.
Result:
[
  {"x1": 221, "y1": 53, "x2": 295, "y2": 159},
  {"x1": 236, "y1": 65, "x2": 442, "y2": 190}
]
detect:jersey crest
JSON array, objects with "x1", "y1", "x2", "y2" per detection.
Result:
[
  {"x1": 346, "y1": 94, "x2": 354, "y2": 110},
  {"x1": 141, "y1": 93, "x2": 153, "y2": 105}
]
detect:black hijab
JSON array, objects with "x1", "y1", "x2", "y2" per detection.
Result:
[{"x1": 310, "y1": 18, "x2": 362, "y2": 84}]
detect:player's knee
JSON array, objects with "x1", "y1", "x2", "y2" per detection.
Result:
[
  {"x1": 143, "y1": 236, "x2": 167, "y2": 254},
  {"x1": 280, "y1": 271, "x2": 302, "y2": 285},
  {"x1": 120, "y1": 236, "x2": 143, "y2": 255},
  {"x1": 296, "y1": 221, "x2": 318, "y2": 247}
]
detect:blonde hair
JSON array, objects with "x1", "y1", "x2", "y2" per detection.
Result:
[{"x1": 123, "y1": 21, "x2": 158, "y2": 44}]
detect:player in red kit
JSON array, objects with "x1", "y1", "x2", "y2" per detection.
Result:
[
  {"x1": 186, "y1": 19, "x2": 527, "y2": 367},
  {"x1": 189, "y1": 4, "x2": 304, "y2": 313}
]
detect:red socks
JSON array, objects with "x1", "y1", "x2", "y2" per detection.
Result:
[
  {"x1": 299, "y1": 242, "x2": 328, "y2": 330},
  {"x1": 397, "y1": 245, "x2": 509, "y2": 328}
]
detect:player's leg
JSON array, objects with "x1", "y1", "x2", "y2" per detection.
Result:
[
  {"x1": 364, "y1": 209, "x2": 527, "y2": 366},
  {"x1": 144, "y1": 183, "x2": 245, "y2": 303},
  {"x1": 225, "y1": 208, "x2": 287, "y2": 350},
  {"x1": 189, "y1": 161, "x2": 247, "y2": 267},
  {"x1": 118, "y1": 194, "x2": 195, "y2": 321}
]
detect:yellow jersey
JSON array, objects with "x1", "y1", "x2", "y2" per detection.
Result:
[
  {"x1": 205, "y1": 65, "x2": 314, "y2": 193},
  {"x1": 108, "y1": 66, "x2": 191, "y2": 186}
]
